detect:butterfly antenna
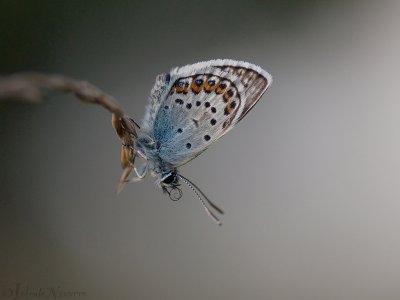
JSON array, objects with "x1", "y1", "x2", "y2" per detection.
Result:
[
  {"x1": 178, "y1": 174, "x2": 224, "y2": 225},
  {"x1": 178, "y1": 174, "x2": 224, "y2": 215}
]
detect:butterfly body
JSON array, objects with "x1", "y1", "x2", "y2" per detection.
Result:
[{"x1": 132, "y1": 59, "x2": 272, "y2": 223}]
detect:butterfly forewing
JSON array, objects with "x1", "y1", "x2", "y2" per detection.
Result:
[
  {"x1": 144, "y1": 59, "x2": 272, "y2": 167},
  {"x1": 218, "y1": 64, "x2": 271, "y2": 121}
]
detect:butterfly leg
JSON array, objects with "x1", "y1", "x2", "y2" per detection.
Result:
[
  {"x1": 134, "y1": 162, "x2": 148, "y2": 179},
  {"x1": 116, "y1": 162, "x2": 148, "y2": 194},
  {"x1": 124, "y1": 163, "x2": 148, "y2": 183},
  {"x1": 117, "y1": 165, "x2": 147, "y2": 194}
]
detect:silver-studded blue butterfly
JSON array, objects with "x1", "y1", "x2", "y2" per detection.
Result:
[{"x1": 131, "y1": 59, "x2": 272, "y2": 225}]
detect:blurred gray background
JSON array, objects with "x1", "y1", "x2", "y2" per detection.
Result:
[{"x1": 1, "y1": 1, "x2": 400, "y2": 299}]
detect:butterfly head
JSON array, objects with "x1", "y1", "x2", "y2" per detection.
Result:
[{"x1": 160, "y1": 171, "x2": 182, "y2": 201}]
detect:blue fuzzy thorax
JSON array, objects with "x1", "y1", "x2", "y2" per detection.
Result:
[{"x1": 135, "y1": 131, "x2": 175, "y2": 178}]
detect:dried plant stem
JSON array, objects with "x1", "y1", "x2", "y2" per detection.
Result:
[{"x1": 0, "y1": 72, "x2": 138, "y2": 192}]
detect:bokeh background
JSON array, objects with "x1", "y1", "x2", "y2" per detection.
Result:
[{"x1": 1, "y1": 1, "x2": 400, "y2": 299}]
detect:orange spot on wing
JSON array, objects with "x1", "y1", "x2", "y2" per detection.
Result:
[
  {"x1": 204, "y1": 77, "x2": 218, "y2": 93},
  {"x1": 223, "y1": 89, "x2": 234, "y2": 102},
  {"x1": 191, "y1": 78, "x2": 203, "y2": 94},
  {"x1": 215, "y1": 82, "x2": 227, "y2": 94},
  {"x1": 176, "y1": 81, "x2": 190, "y2": 94}
]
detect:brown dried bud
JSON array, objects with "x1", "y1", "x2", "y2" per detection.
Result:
[
  {"x1": 117, "y1": 166, "x2": 133, "y2": 195},
  {"x1": 120, "y1": 145, "x2": 135, "y2": 169},
  {"x1": 112, "y1": 114, "x2": 124, "y2": 138}
]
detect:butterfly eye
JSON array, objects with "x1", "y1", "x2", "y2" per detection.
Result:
[
  {"x1": 195, "y1": 79, "x2": 203, "y2": 85},
  {"x1": 162, "y1": 173, "x2": 175, "y2": 185},
  {"x1": 207, "y1": 79, "x2": 216, "y2": 86}
]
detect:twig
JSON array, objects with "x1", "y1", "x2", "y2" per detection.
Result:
[{"x1": 0, "y1": 72, "x2": 139, "y2": 192}]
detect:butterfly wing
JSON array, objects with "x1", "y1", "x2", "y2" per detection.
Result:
[{"x1": 142, "y1": 59, "x2": 272, "y2": 167}]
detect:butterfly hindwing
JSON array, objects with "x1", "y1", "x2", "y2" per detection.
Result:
[{"x1": 143, "y1": 59, "x2": 272, "y2": 167}]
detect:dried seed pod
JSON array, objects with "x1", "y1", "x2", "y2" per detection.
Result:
[
  {"x1": 120, "y1": 144, "x2": 135, "y2": 169},
  {"x1": 117, "y1": 166, "x2": 133, "y2": 195}
]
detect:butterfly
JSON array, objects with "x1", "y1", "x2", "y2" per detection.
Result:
[{"x1": 127, "y1": 59, "x2": 272, "y2": 225}]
